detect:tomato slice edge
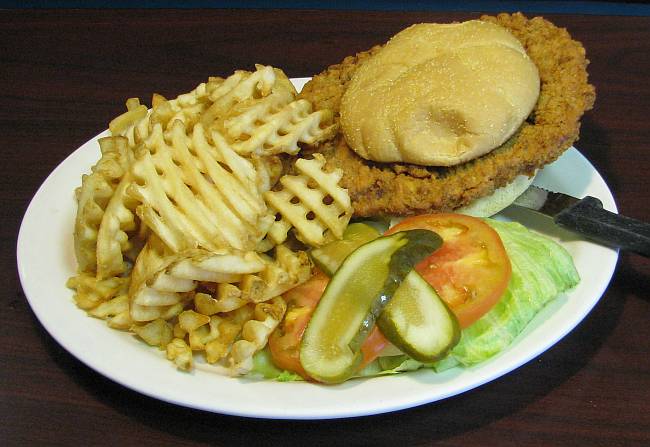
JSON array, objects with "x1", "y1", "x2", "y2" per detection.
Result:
[{"x1": 268, "y1": 270, "x2": 388, "y2": 380}]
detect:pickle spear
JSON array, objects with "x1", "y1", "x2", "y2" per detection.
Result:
[
  {"x1": 300, "y1": 229, "x2": 442, "y2": 383},
  {"x1": 378, "y1": 271, "x2": 460, "y2": 362}
]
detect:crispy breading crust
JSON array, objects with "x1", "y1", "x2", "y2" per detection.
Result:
[{"x1": 298, "y1": 13, "x2": 596, "y2": 217}]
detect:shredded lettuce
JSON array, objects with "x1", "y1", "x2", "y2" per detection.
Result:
[{"x1": 251, "y1": 218, "x2": 580, "y2": 381}]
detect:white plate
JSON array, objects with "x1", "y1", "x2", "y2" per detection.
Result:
[{"x1": 17, "y1": 78, "x2": 618, "y2": 419}]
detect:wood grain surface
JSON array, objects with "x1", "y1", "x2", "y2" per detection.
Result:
[{"x1": 2, "y1": 9, "x2": 649, "y2": 446}]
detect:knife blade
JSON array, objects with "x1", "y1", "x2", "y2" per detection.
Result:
[{"x1": 513, "y1": 185, "x2": 650, "y2": 257}]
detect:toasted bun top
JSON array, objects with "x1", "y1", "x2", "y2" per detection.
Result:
[{"x1": 340, "y1": 20, "x2": 540, "y2": 166}]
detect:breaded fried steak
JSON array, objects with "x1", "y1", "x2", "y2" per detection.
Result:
[{"x1": 298, "y1": 13, "x2": 595, "y2": 217}]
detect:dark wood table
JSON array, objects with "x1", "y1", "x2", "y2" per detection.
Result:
[{"x1": 3, "y1": 8, "x2": 650, "y2": 446}]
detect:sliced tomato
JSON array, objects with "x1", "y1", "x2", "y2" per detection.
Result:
[
  {"x1": 268, "y1": 270, "x2": 388, "y2": 379},
  {"x1": 359, "y1": 326, "x2": 390, "y2": 369},
  {"x1": 268, "y1": 271, "x2": 327, "y2": 378},
  {"x1": 387, "y1": 213, "x2": 511, "y2": 328}
]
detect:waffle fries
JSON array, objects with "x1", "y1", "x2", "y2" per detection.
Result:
[
  {"x1": 73, "y1": 136, "x2": 133, "y2": 274},
  {"x1": 128, "y1": 121, "x2": 274, "y2": 253},
  {"x1": 67, "y1": 66, "x2": 348, "y2": 376},
  {"x1": 265, "y1": 154, "x2": 353, "y2": 246}
]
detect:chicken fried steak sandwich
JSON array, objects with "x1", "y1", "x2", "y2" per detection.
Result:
[{"x1": 298, "y1": 13, "x2": 595, "y2": 217}]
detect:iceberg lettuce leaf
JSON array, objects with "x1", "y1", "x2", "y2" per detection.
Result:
[{"x1": 437, "y1": 219, "x2": 580, "y2": 367}]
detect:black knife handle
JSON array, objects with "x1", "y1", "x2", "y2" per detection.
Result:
[{"x1": 555, "y1": 196, "x2": 650, "y2": 257}]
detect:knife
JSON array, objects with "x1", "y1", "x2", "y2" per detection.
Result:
[{"x1": 513, "y1": 185, "x2": 650, "y2": 257}]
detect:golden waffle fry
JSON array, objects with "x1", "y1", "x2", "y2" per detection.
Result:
[
  {"x1": 66, "y1": 273, "x2": 132, "y2": 331},
  {"x1": 129, "y1": 244, "x2": 307, "y2": 371},
  {"x1": 172, "y1": 305, "x2": 252, "y2": 366},
  {"x1": 251, "y1": 155, "x2": 283, "y2": 194},
  {"x1": 73, "y1": 135, "x2": 142, "y2": 281},
  {"x1": 186, "y1": 316, "x2": 219, "y2": 351},
  {"x1": 95, "y1": 172, "x2": 140, "y2": 279},
  {"x1": 128, "y1": 238, "x2": 190, "y2": 323},
  {"x1": 264, "y1": 154, "x2": 353, "y2": 246},
  {"x1": 191, "y1": 243, "x2": 311, "y2": 309},
  {"x1": 67, "y1": 273, "x2": 130, "y2": 310},
  {"x1": 229, "y1": 297, "x2": 287, "y2": 375},
  {"x1": 262, "y1": 215, "x2": 293, "y2": 247},
  {"x1": 178, "y1": 309, "x2": 211, "y2": 332},
  {"x1": 132, "y1": 318, "x2": 173, "y2": 349},
  {"x1": 130, "y1": 238, "x2": 308, "y2": 323},
  {"x1": 166, "y1": 338, "x2": 193, "y2": 371},
  {"x1": 229, "y1": 99, "x2": 337, "y2": 156},
  {"x1": 204, "y1": 319, "x2": 242, "y2": 364},
  {"x1": 87, "y1": 294, "x2": 133, "y2": 330},
  {"x1": 220, "y1": 84, "x2": 295, "y2": 141},
  {"x1": 200, "y1": 65, "x2": 338, "y2": 157},
  {"x1": 115, "y1": 79, "x2": 223, "y2": 148},
  {"x1": 128, "y1": 121, "x2": 274, "y2": 253},
  {"x1": 238, "y1": 244, "x2": 312, "y2": 303},
  {"x1": 109, "y1": 98, "x2": 148, "y2": 136},
  {"x1": 73, "y1": 136, "x2": 132, "y2": 273},
  {"x1": 199, "y1": 65, "x2": 285, "y2": 128},
  {"x1": 164, "y1": 298, "x2": 285, "y2": 374},
  {"x1": 146, "y1": 82, "x2": 214, "y2": 134},
  {"x1": 195, "y1": 290, "x2": 247, "y2": 315},
  {"x1": 129, "y1": 235, "x2": 267, "y2": 322},
  {"x1": 203, "y1": 65, "x2": 337, "y2": 157}
]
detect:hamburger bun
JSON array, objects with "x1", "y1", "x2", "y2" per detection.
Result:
[{"x1": 340, "y1": 20, "x2": 540, "y2": 166}]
